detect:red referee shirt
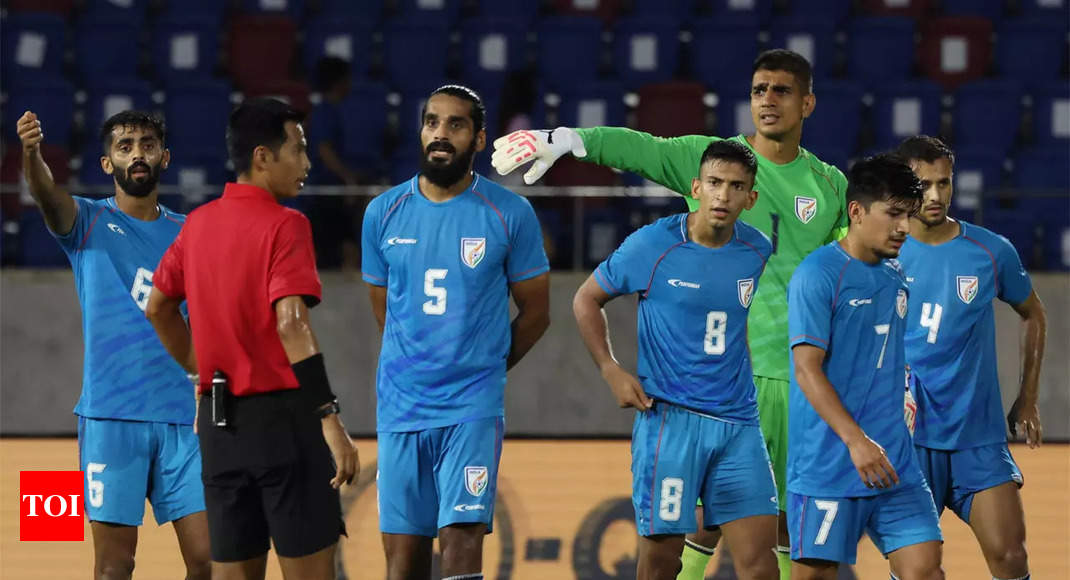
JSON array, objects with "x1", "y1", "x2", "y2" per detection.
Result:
[{"x1": 154, "y1": 183, "x2": 322, "y2": 396}]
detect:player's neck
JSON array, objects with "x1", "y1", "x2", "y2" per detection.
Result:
[
  {"x1": 113, "y1": 190, "x2": 160, "y2": 221},
  {"x1": 687, "y1": 213, "x2": 733, "y2": 248},
  {"x1": 746, "y1": 132, "x2": 800, "y2": 165},
  {"x1": 838, "y1": 235, "x2": 881, "y2": 265},
  {"x1": 909, "y1": 216, "x2": 959, "y2": 245},
  {"x1": 418, "y1": 172, "x2": 473, "y2": 203}
]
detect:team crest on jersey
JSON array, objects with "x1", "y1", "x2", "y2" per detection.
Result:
[
  {"x1": 896, "y1": 289, "x2": 908, "y2": 319},
  {"x1": 465, "y1": 466, "x2": 489, "y2": 497},
  {"x1": 737, "y1": 278, "x2": 755, "y2": 308},
  {"x1": 794, "y1": 196, "x2": 817, "y2": 224},
  {"x1": 956, "y1": 275, "x2": 979, "y2": 304},
  {"x1": 461, "y1": 237, "x2": 486, "y2": 269}
]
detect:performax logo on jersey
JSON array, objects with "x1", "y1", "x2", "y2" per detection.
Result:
[
  {"x1": 20, "y1": 471, "x2": 84, "y2": 541},
  {"x1": 667, "y1": 279, "x2": 701, "y2": 289}
]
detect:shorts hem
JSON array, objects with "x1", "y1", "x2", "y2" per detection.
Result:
[
  {"x1": 880, "y1": 534, "x2": 944, "y2": 557},
  {"x1": 151, "y1": 505, "x2": 206, "y2": 526},
  {"x1": 708, "y1": 504, "x2": 780, "y2": 527},
  {"x1": 380, "y1": 525, "x2": 438, "y2": 538},
  {"x1": 87, "y1": 515, "x2": 142, "y2": 527},
  {"x1": 637, "y1": 526, "x2": 694, "y2": 537},
  {"x1": 274, "y1": 531, "x2": 342, "y2": 559}
]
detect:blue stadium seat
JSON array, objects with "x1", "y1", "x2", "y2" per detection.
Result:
[
  {"x1": 161, "y1": 152, "x2": 229, "y2": 188},
  {"x1": 4, "y1": 79, "x2": 75, "y2": 146},
  {"x1": 534, "y1": 82, "x2": 628, "y2": 129},
  {"x1": 337, "y1": 84, "x2": 390, "y2": 173},
  {"x1": 384, "y1": 21, "x2": 451, "y2": 92},
  {"x1": 83, "y1": 0, "x2": 149, "y2": 28},
  {"x1": 0, "y1": 13, "x2": 66, "y2": 83},
  {"x1": 949, "y1": 146, "x2": 1005, "y2": 214},
  {"x1": 941, "y1": 0, "x2": 1004, "y2": 20},
  {"x1": 536, "y1": 17, "x2": 604, "y2": 91},
  {"x1": 152, "y1": 16, "x2": 220, "y2": 86},
  {"x1": 871, "y1": 80, "x2": 942, "y2": 149},
  {"x1": 395, "y1": 0, "x2": 463, "y2": 25},
  {"x1": 690, "y1": 18, "x2": 760, "y2": 91},
  {"x1": 769, "y1": 16, "x2": 839, "y2": 80},
  {"x1": 160, "y1": 0, "x2": 225, "y2": 24},
  {"x1": 847, "y1": 17, "x2": 916, "y2": 85},
  {"x1": 953, "y1": 80, "x2": 1024, "y2": 155},
  {"x1": 78, "y1": 141, "x2": 118, "y2": 188},
  {"x1": 240, "y1": 0, "x2": 306, "y2": 19},
  {"x1": 803, "y1": 81, "x2": 864, "y2": 153},
  {"x1": 85, "y1": 80, "x2": 155, "y2": 143},
  {"x1": 629, "y1": 0, "x2": 690, "y2": 20},
  {"x1": 716, "y1": 88, "x2": 755, "y2": 137},
  {"x1": 474, "y1": 0, "x2": 540, "y2": 26},
  {"x1": 981, "y1": 211, "x2": 1039, "y2": 267},
  {"x1": 316, "y1": 0, "x2": 382, "y2": 23},
  {"x1": 460, "y1": 19, "x2": 529, "y2": 94},
  {"x1": 996, "y1": 19, "x2": 1067, "y2": 89},
  {"x1": 75, "y1": 17, "x2": 139, "y2": 88},
  {"x1": 389, "y1": 149, "x2": 420, "y2": 185},
  {"x1": 164, "y1": 81, "x2": 233, "y2": 158},
  {"x1": 552, "y1": 0, "x2": 623, "y2": 25},
  {"x1": 612, "y1": 17, "x2": 680, "y2": 89},
  {"x1": 783, "y1": 0, "x2": 852, "y2": 25},
  {"x1": 1018, "y1": 0, "x2": 1070, "y2": 18},
  {"x1": 1033, "y1": 83, "x2": 1070, "y2": 145},
  {"x1": 1012, "y1": 146, "x2": 1070, "y2": 190},
  {"x1": 709, "y1": 0, "x2": 774, "y2": 25},
  {"x1": 861, "y1": 0, "x2": 931, "y2": 19},
  {"x1": 303, "y1": 17, "x2": 373, "y2": 82},
  {"x1": 17, "y1": 209, "x2": 69, "y2": 268}
]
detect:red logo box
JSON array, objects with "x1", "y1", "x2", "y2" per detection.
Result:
[{"x1": 20, "y1": 471, "x2": 84, "y2": 541}]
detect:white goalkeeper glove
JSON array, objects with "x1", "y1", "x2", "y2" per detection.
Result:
[{"x1": 491, "y1": 127, "x2": 587, "y2": 185}]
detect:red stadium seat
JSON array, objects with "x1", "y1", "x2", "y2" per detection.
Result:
[
  {"x1": 636, "y1": 81, "x2": 708, "y2": 138},
  {"x1": 6, "y1": 0, "x2": 73, "y2": 15},
  {"x1": 242, "y1": 80, "x2": 311, "y2": 114},
  {"x1": 861, "y1": 0, "x2": 933, "y2": 19},
  {"x1": 552, "y1": 0, "x2": 621, "y2": 26},
  {"x1": 919, "y1": 17, "x2": 993, "y2": 91},
  {"x1": 228, "y1": 15, "x2": 297, "y2": 92}
]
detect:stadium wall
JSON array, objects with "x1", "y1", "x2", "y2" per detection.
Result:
[{"x1": 2, "y1": 270, "x2": 1068, "y2": 438}]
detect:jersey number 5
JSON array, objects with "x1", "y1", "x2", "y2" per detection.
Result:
[{"x1": 423, "y1": 269, "x2": 448, "y2": 315}]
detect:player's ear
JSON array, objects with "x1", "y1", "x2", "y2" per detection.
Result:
[
  {"x1": 744, "y1": 188, "x2": 758, "y2": 210},
  {"x1": 161, "y1": 148, "x2": 171, "y2": 171},
  {"x1": 100, "y1": 156, "x2": 113, "y2": 175},
  {"x1": 690, "y1": 178, "x2": 701, "y2": 201},
  {"x1": 474, "y1": 129, "x2": 486, "y2": 153},
  {"x1": 252, "y1": 144, "x2": 270, "y2": 170},
  {"x1": 802, "y1": 92, "x2": 816, "y2": 119},
  {"x1": 847, "y1": 200, "x2": 866, "y2": 225}
]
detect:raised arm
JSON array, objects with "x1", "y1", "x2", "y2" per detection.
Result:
[
  {"x1": 17, "y1": 111, "x2": 76, "y2": 235},
  {"x1": 1007, "y1": 290, "x2": 1047, "y2": 448}
]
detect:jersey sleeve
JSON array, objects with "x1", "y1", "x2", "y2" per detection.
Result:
[
  {"x1": 52, "y1": 196, "x2": 98, "y2": 251},
  {"x1": 824, "y1": 167, "x2": 849, "y2": 243},
  {"x1": 994, "y1": 234, "x2": 1032, "y2": 305},
  {"x1": 360, "y1": 198, "x2": 388, "y2": 286},
  {"x1": 153, "y1": 226, "x2": 186, "y2": 300},
  {"x1": 593, "y1": 227, "x2": 653, "y2": 297},
  {"x1": 574, "y1": 127, "x2": 714, "y2": 197},
  {"x1": 268, "y1": 211, "x2": 323, "y2": 306},
  {"x1": 788, "y1": 260, "x2": 835, "y2": 350},
  {"x1": 506, "y1": 196, "x2": 550, "y2": 283}
]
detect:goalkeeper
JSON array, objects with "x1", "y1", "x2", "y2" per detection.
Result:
[{"x1": 493, "y1": 49, "x2": 847, "y2": 580}]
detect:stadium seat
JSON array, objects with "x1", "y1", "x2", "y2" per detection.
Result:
[
  {"x1": 474, "y1": 0, "x2": 540, "y2": 26},
  {"x1": 78, "y1": 141, "x2": 119, "y2": 188},
  {"x1": 871, "y1": 80, "x2": 942, "y2": 149},
  {"x1": 949, "y1": 146, "x2": 1004, "y2": 212},
  {"x1": 1033, "y1": 83, "x2": 1070, "y2": 145},
  {"x1": 4, "y1": 79, "x2": 75, "y2": 146},
  {"x1": 74, "y1": 17, "x2": 140, "y2": 88},
  {"x1": 164, "y1": 80, "x2": 234, "y2": 158},
  {"x1": 160, "y1": 152, "x2": 230, "y2": 212},
  {"x1": 83, "y1": 0, "x2": 149, "y2": 28},
  {"x1": 982, "y1": 210, "x2": 1040, "y2": 267},
  {"x1": 242, "y1": 80, "x2": 311, "y2": 113},
  {"x1": 228, "y1": 15, "x2": 297, "y2": 92},
  {"x1": 708, "y1": 0, "x2": 774, "y2": 25},
  {"x1": 460, "y1": 19, "x2": 529, "y2": 94},
  {"x1": 847, "y1": 17, "x2": 916, "y2": 84},
  {"x1": 17, "y1": 209, "x2": 69, "y2": 268},
  {"x1": 769, "y1": 16, "x2": 839, "y2": 80},
  {"x1": 152, "y1": 16, "x2": 221, "y2": 86},
  {"x1": 395, "y1": 0, "x2": 463, "y2": 26},
  {"x1": 85, "y1": 80, "x2": 155, "y2": 141},
  {"x1": 918, "y1": 17, "x2": 992, "y2": 91},
  {"x1": 389, "y1": 149, "x2": 421, "y2": 185},
  {"x1": 996, "y1": 19, "x2": 1067, "y2": 89},
  {"x1": 1, "y1": 13, "x2": 67, "y2": 83},
  {"x1": 953, "y1": 80, "x2": 1024, "y2": 155},
  {"x1": 802, "y1": 81, "x2": 864, "y2": 154},
  {"x1": 612, "y1": 17, "x2": 681, "y2": 89},
  {"x1": 536, "y1": 17, "x2": 604, "y2": 91},
  {"x1": 0, "y1": 143, "x2": 71, "y2": 186},
  {"x1": 383, "y1": 21, "x2": 450, "y2": 92},
  {"x1": 304, "y1": 17, "x2": 373, "y2": 82},
  {"x1": 1018, "y1": 0, "x2": 1070, "y2": 19},
  {"x1": 783, "y1": 0, "x2": 852, "y2": 25},
  {"x1": 941, "y1": 0, "x2": 1004, "y2": 20},
  {"x1": 544, "y1": 156, "x2": 619, "y2": 187},
  {"x1": 629, "y1": 0, "x2": 690, "y2": 20},
  {"x1": 690, "y1": 18, "x2": 761, "y2": 91},
  {"x1": 159, "y1": 0, "x2": 226, "y2": 24},
  {"x1": 315, "y1": 0, "x2": 383, "y2": 23},
  {"x1": 551, "y1": 0, "x2": 622, "y2": 25},
  {"x1": 860, "y1": 0, "x2": 932, "y2": 19},
  {"x1": 334, "y1": 83, "x2": 390, "y2": 167},
  {"x1": 636, "y1": 81, "x2": 707, "y2": 138},
  {"x1": 240, "y1": 0, "x2": 306, "y2": 19},
  {"x1": 715, "y1": 88, "x2": 755, "y2": 137},
  {"x1": 535, "y1": 81, "x2": 628, "y2": 129},
  {"x1": 6, "y1": 0, "x2": 74, "y2": 15},
  {"x1": 1012, "y1": 146, "x2": 1070, "y2": 190}
]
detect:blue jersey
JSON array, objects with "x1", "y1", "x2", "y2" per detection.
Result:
[
  {"x1": 362, "y1": 174, "x2": 549, "y2": 432},
  {"x1": 898, "y1": 221, "x2": 1032, "y2": 450},
  {"x1": 788, "y1": 242, "x2": 921, "y2": 497},
  {"x1": 54, "y1": 196, "x2": 192, "y2": 424},
  {"x1": 594, "y1": 214, "x2": 771, "y2": 422}
]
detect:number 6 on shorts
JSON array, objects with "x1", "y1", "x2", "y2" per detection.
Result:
[{"x1": 814, "y1": 499, "x2": 839, "y2": 545}]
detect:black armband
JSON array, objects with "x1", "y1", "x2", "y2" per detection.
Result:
[{"x1": 291, "y1": 353, "x2": 336, "y2": 412}]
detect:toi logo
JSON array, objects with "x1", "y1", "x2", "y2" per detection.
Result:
[{"x1": 20, "y1": 471, "x2": 84, "y2": 541}]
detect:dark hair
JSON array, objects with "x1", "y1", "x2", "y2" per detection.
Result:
[
  {"x1": 226, "y1": 97, "x2": 305, "y2": 176},
  {"x1": 315, "y1": 56, "x2": 351, "y2": 92},
  {"x1": 895, "y1": 135, "x2": 955, "y2": 167},
  {"x1": 100, "y1": 110, "x2": 166, "y2": 154},
  {"x1": 699, "y1": 140, "x2": 758, "y2": 179},
  {"x1": 421, "y1": 84, "x2": 486, "y2": 131},
  {"x1": 847, "y1": 154, "x2": 924, "y2": 212},
  {"x1": 753, "y1": 49, "x2": 813, "y2": 94}
]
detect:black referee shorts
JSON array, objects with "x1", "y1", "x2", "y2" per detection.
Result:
[{"x1": 197, "y1": 388, "x2": 345, "y2": 562}]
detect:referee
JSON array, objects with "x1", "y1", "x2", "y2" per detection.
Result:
[{"x1": 146, "y1": 97, "x2": 358, "y2": 580}]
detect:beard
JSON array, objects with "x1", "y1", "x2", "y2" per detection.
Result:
[
  {"x1": 420, "y1": 140, "x2": 476, "y2": 188},
  {"x1": 114, "y1": 160, "x2": 162, "y2": 198},
  {"x1": 915, "y1": 207, "x2": 948, "y2": 228}
]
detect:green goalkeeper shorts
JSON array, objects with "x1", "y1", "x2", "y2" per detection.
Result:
[{"x1": 755, "y1": 375, "x2": 789, "y2": 511}]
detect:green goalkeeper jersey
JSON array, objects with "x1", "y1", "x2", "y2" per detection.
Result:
[{"x1": 575, "y1": 127, "x2": 848, "y2": 382}]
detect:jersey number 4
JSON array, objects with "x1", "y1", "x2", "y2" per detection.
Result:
[{"x1": 920, "y1": 302, "x2": 943, "y2": 344}]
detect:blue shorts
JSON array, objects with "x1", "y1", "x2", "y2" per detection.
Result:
[
  {"x1": 77, "y1": 416, "x2": 204, "y2": 526},
  {"x1": 376, "y1": 416, "x2": 504, "y2": 537},
  {"x1": 915, "y1": 442, "x2": 1023, "y2": 523},
  {"x1": 788, "y1": 482, "x2": 942, "y2": 564},
  {"x1": 632, "y1": 401, "x2": 777, "y2": 536}
]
